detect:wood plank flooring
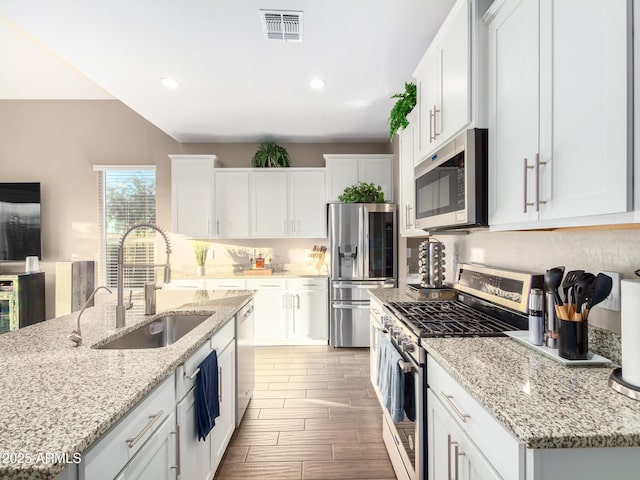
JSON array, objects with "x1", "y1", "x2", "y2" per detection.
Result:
[{"x1": 215, "y1": 346, "x2": 396, "y2": 480}]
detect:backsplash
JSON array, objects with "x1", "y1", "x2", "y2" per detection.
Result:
[
  {"x1": 169, "y1": 236, "x2": 329, "y2": 277},
  {"x1": 427, "y1": 227, "x2": 640, "y2": 334}
]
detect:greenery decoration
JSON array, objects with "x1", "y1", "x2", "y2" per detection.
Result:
[
  {"x1": 193, "y1": 241, "x2": 209, "y2": 267},
  {"x1": 338, "y1": 182, "x2": 385, "y2": 203},
  {"x1": 388, "y1": 82, "x2": 417, "y2": 139},
  {"x1": 252, "y1": 142, "x2": 291, "y2": 167}
]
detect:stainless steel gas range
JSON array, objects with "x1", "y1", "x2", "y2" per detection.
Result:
[{"x1": 371, "y1": 263, "x2": 543, "y2": 480}]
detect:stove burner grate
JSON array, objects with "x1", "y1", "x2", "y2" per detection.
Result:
[{"x1": 387, "y1": 301, "x2": 520, "y2": 337}]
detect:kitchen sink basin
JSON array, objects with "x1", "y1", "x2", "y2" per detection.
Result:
[{"x1": 95, "y1": 312, "x2": 213, "y2": 349}]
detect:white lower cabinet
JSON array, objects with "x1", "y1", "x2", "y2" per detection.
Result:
[
  {"x1": 210, "y1": 340, "x2": 236, "y2": 471},
  {"x1": 176, "y1": 390, "x2": 211, "y2": 480},
  {"x1": 427, "y1": 356, "x2": 523, "y2": 480},
  {"x1": 114, "y1": 412, "x2": 177, "y2": 480},
  {"x1": 80, "y1": 375, "x2": 177, "y2": 480},
  {"x1": 247, "y1": 278, "x2": 328, "y2": 345},
  {"x1": 287, "y1": 278, "x2": 328, "y2": 343},
  {"x1": 368, "y1": 296, "x2": 385, "y2": 403},
  {"x1": 246, "y1": 279, "x2": 288, "y2": 345},
  {"x1": 428, "y1": 389, "x2": 501, "y2": 480},
  {"x1": 175, "y1": 320, "x2": 236, "y2": 479},
  {"x1": 426, "y1": 355, "x2": 640, "y2": 479}
]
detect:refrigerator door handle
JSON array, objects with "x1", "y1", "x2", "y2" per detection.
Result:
[
  {"x1": 332, "y1": 303, "x2": 370, "y2": 309},
  {"x1": 360, "y1": 204, "x2": 367, "y2": 280}
]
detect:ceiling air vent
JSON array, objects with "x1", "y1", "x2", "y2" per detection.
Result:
[{"x1": 260, "y1": 10, "x2": 303, "y2": 42}]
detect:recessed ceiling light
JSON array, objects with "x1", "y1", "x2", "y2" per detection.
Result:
[
  {"x1": 161, "y1": 77, "x2": 179, "y2": 89},
  {"x1": 310, "y1": 78, "x2": 324, "y2": 89}
]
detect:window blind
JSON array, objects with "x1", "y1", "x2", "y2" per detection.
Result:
[{"x1": 95, "y1": 166, "x2": 157, "y2": 289}]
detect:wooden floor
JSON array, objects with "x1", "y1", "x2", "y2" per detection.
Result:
[{"x1": 215, "y1": 345, "x2": 396, "y2": 480}]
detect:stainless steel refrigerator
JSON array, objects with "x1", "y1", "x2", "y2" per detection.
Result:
[{"x1": 328, "y1": 203, "x2": 397, "y2": 347}]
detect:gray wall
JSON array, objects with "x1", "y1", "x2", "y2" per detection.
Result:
[{"x1": 0, "y1": 99, "x2": 391, "y2": 318}]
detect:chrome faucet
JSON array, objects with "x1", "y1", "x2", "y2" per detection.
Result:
[
  {"x1": 68, "y1": 286, "x2": 113, "y2": 347},
  {"x1": 116, "y1": 223, "x2": 172, "y2": 328}
]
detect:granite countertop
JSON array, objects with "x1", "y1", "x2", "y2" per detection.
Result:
[
  {"x1": 0, "y1": 290, "x2": 255, "y2": 480},
  {"x1": 370, "y1": 288, "x2": 640, "y2": 450}
]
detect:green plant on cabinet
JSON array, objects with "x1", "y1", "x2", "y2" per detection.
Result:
[
  {"x1": 388, "y1": 82, "x2": 417, "y2": 139},
  {"x1": 338, "y1": 182, "x2": 385, "y2": 203},
  {"x1": 252, "y1": 142, "x2": 291, "y2": 167}
]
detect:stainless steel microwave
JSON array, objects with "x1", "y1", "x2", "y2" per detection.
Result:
[{"x1": 414, "y1": 128, "x2": 488, "y2": 231}]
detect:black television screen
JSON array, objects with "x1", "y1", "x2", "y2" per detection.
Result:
[{"x1": 0, "y1": 183, "x2": 42, "y2": 261}]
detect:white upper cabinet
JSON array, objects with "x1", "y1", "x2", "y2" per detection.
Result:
[
  {"x1": 487, "y1": 0, "x2": 631, "y2": 230},
  {"x1": 287, "y1": 169, "x2": 327, "y2": 237},
  {"x1": 170, "y1": 155, "x2": 215, "y2": 237},
  {"x1": 250, "y1": 169, "x2": 327, "y2": 238},
  {"x1": 324, "y1": 154, "x2": 394, "y2": 203},
  {"x1": 399, "y1": 110, "x2": 425, "y2": 237},
  {"x1": 413, "y1": 0, "x2": 489, "y2": 163},
  {"x1": 214, "y1": 170, "x2": 249, "y2": 237},
  {"x1": 486, "y1": 0, "x2": 540, "y2": 226},
  {"x1": 171, "y1": 163, "x2": 327, "y2": 239},
  {"x1": 251, "y1": 170, "x2": 288, "y2": 237},
  {"x1": 324, "y1": 156, "x2": 359, "y2": 202}
]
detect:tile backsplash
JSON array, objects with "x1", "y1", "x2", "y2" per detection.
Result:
[
  {"x1": 426, "y1": 227, "x2": 640, "y2": 333},
  {"x1": 170, "y1": 236, "x2": 328, "y2": 276}
]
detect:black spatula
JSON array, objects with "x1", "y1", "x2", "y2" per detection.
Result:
[{"x1": 582, "y1": 273, "x2": 613, "y2": 320}]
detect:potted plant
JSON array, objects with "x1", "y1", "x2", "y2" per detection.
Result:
[
  {"x1": 252, "y1": 142, "x2": 291, "y2": 167},
  {"x1": 388, "y1": 82, "x2": 417, "y2": 139},
  {"x1": 193, "y1": 241, "x2": 209, "y2": 277},
  {"x1": 338, "y1": 182, "x2": 385, "y2": 203}
]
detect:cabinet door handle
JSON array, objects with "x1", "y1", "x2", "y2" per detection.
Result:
[
  {"x1": 170, "y1": 424, "x2": 181, "y2": 475},
  {"x1": 126, "y1": 410, "x2": 164, "y2": 448},
  {"x1": 218, "y1": 366, "x2": 222, "y2": 403},
  {"x1": 208, "y1": 220, "x2": 211, "y2": 235},
  {"x1": 433, "y1": 105, "x2": 441, "y2": 139},
  {"x1": 454, "y1": 442, "x2": 463, "y2": 480},
  {"x1": 407, "y1": 205, "x2": 413, "y2": 228},
  {"x1": 216, "y1": 220, "x2": 220, "y2": 235},
  {"x1": 447, "y1": 434, "x2": 456, "y2": 480},
  {"x1": 535, "y1": 153, "x2": 547, "y2": 211},
  {"x1": 429, "y1": 106, "x2": 435, "y2": 143},
  {"x1": 523, "y1": 158, "x2": 535, "y2": 213},
  {"x1": 441, "y1": 392, "x2": 471, "y2": 423}
]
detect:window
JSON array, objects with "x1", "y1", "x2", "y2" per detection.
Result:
[{"x1": 95, "y1": 166, "x2": 157, "y2": 289}]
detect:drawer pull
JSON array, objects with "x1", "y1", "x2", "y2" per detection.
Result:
[
  {"x1": 184, "y1": 367, "x2": 200, "y2": 380},
  {"x1": 442, "y1": 392, "x2": 470, "y2": 423},
  {"x1": 126, "y1": 410, "x2": 164, "y2": 448}
]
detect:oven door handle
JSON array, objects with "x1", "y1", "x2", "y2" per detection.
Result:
[{"x1": 398, "y1": 359, "x2": 416, "y2": 374}]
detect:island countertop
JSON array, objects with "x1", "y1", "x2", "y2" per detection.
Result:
[
  {"x1": 369, "y1": 288, "x2": 640, "y2": 450},
  {"x1": 0, "y1": 289, "x2": 254, "y2": 480}
]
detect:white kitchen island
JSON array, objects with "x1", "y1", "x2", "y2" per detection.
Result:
[{"x1": 0, "y1": 290, "x2": 255, "y2": 480}]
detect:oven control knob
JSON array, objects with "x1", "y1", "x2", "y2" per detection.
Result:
[
  {"x1": 391, "y1": 327, "x2": 402, "y2": 338},
  {"x1": 403, "y1": 342, "x2": 415, "y2": 353},
  {"x1": 383, "y1": 317, "x2": 394, "y2": 329}
]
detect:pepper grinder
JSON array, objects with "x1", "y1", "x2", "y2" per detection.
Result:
[
  {"x1": 545, "y1": 291, "x2": 558, "y2": 349},
  {"x1": 528, "y1": 288, "x2": 544, "y2": 346}
]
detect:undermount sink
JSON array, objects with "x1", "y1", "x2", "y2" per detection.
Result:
[{"x1": 95, "y1": 312, "x2": 213, "y2": 350}]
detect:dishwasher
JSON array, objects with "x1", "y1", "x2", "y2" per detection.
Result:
[{"x1": 235, "y1": 300, "x2": 255, "y2": 425}]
